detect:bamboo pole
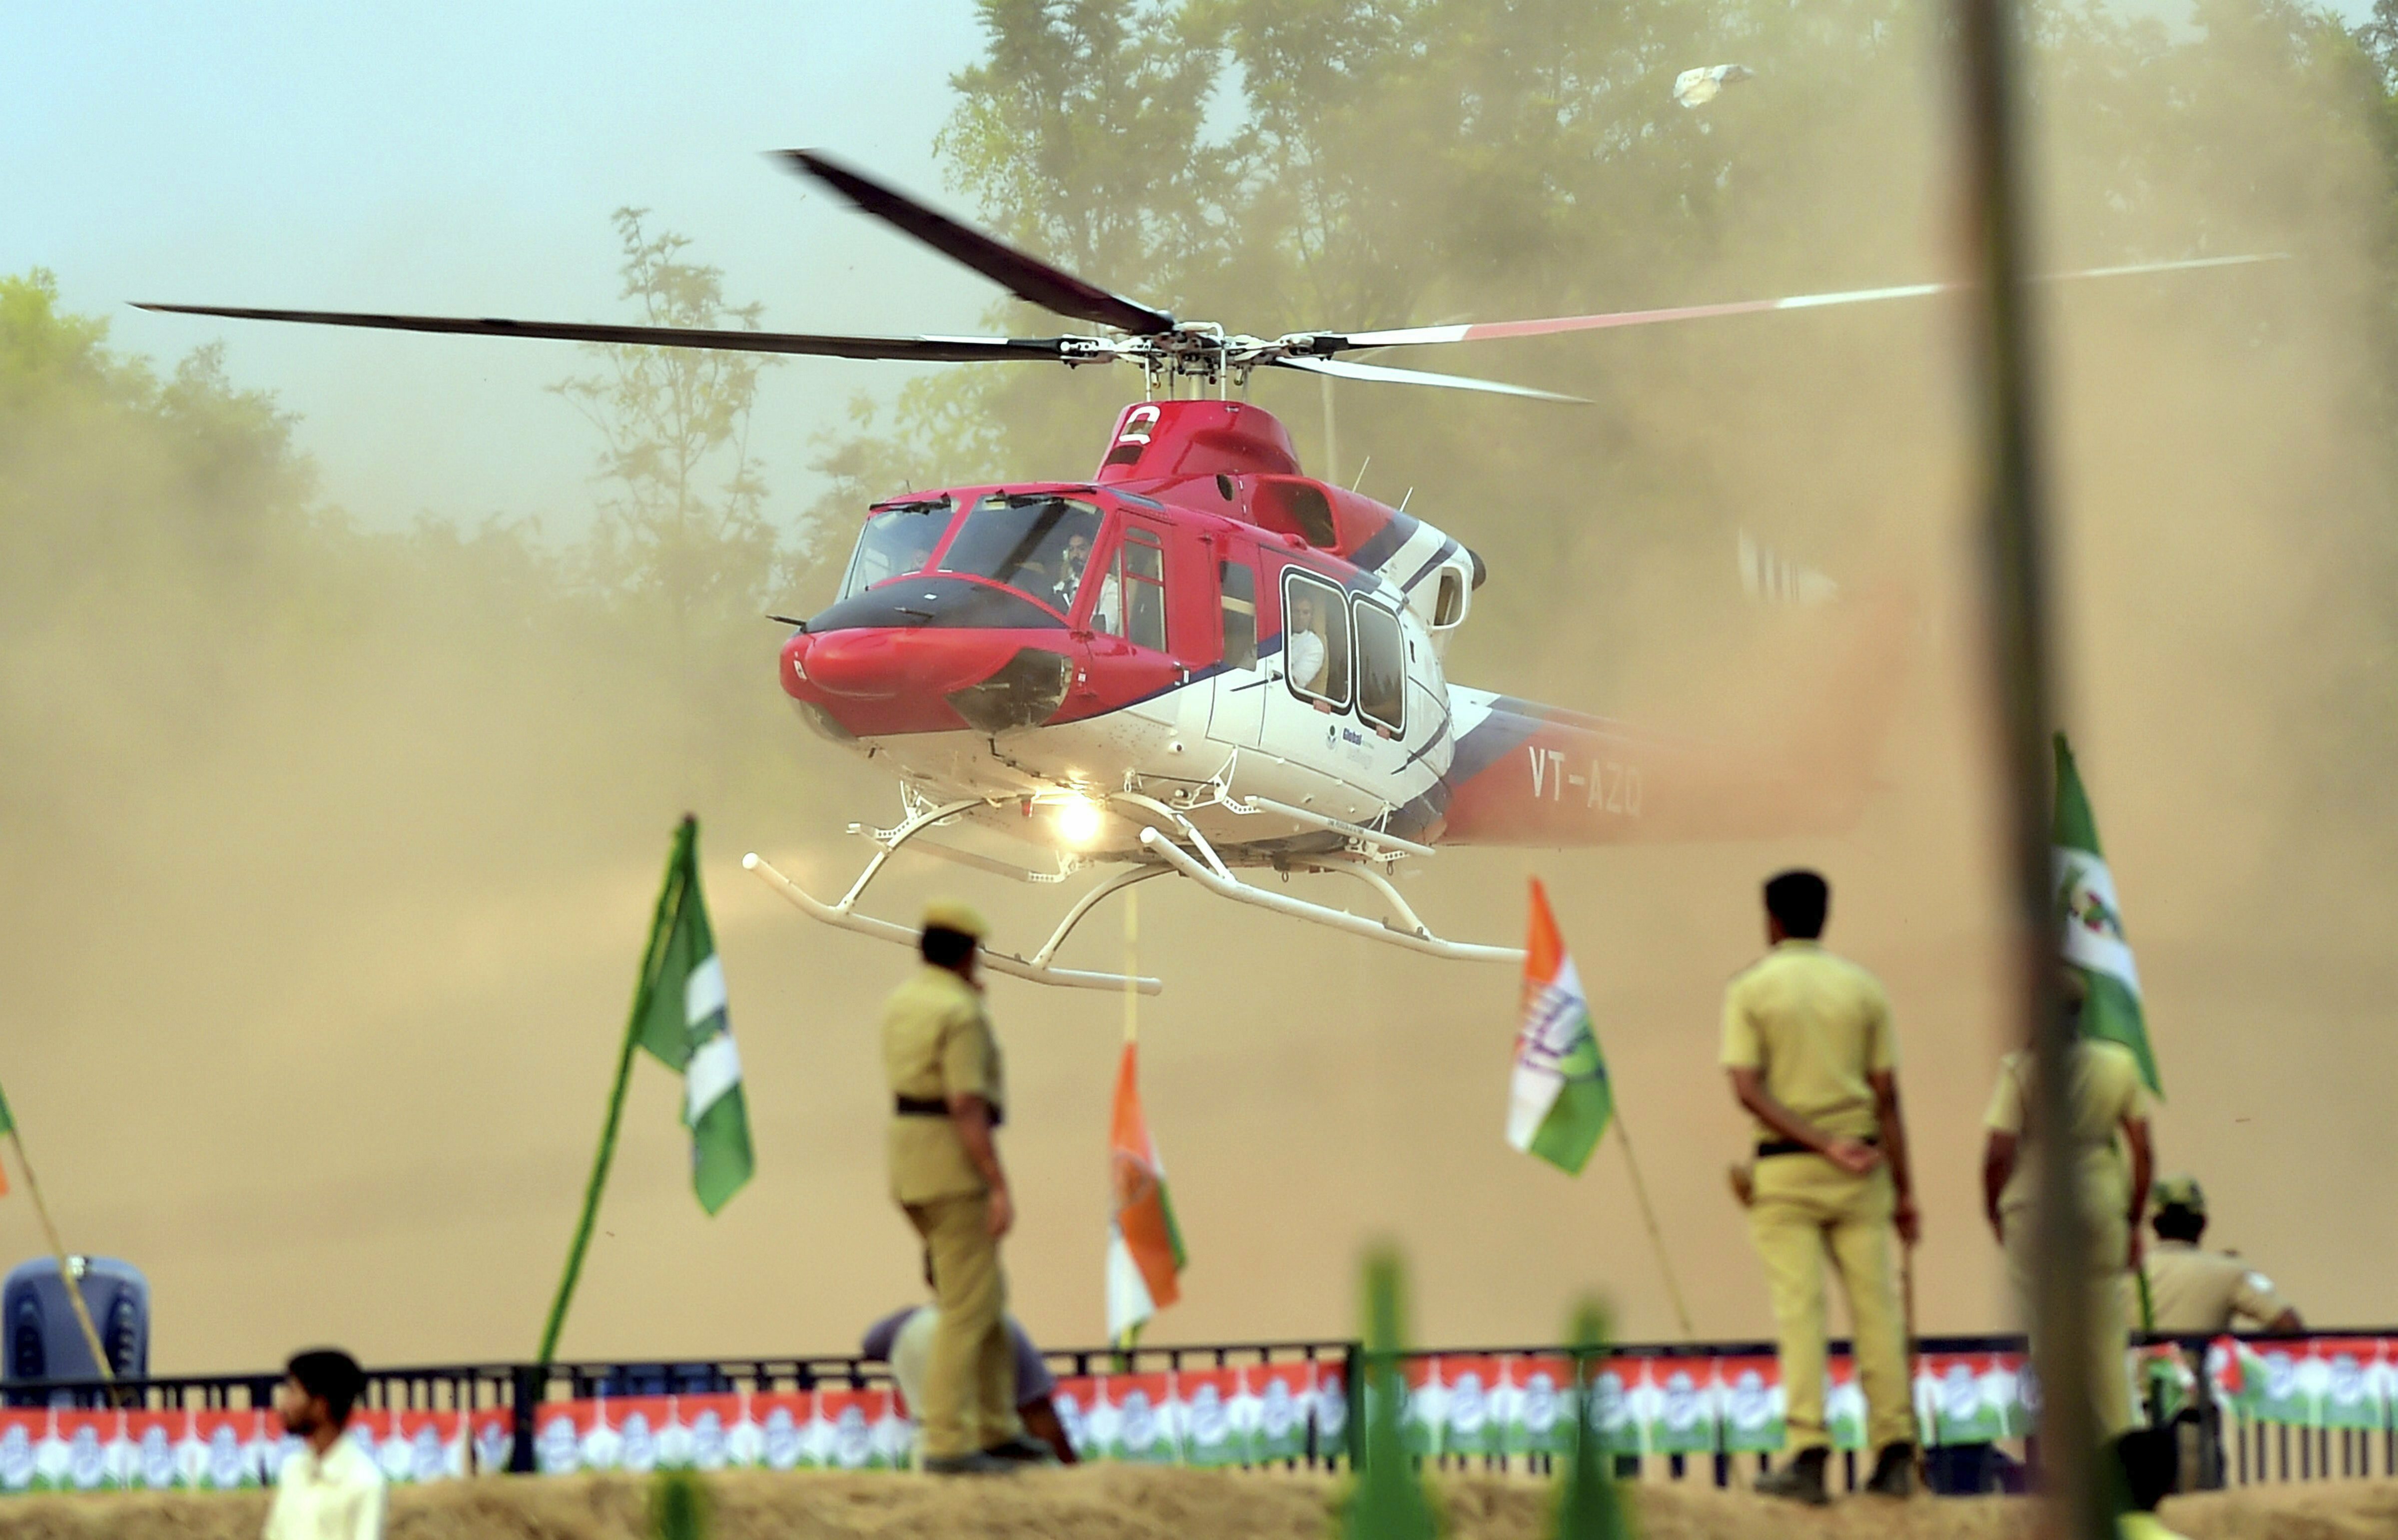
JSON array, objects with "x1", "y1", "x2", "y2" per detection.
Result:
[{"x1": 3, "y1": 1129, "x2": 113, "y2": 1385}]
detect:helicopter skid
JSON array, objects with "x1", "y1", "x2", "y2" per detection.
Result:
[
  {"x1": 1134, "y1": 828, "x2": 1522, "y2": 965},
  {"x1": 742, "y1": 847, "x2": 1166, "y2": 995},
  {"x1": 738, "y1": 772, "x2": 1515, "y2": 988}
]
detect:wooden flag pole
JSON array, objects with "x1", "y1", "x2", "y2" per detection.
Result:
[
  {"x1": 3, "y1": 1129, "x2": 113, "y2": 1384},
  {"x1": 1123, "y1": 890, "x2": 1140, "y2": 1044},
  {"x1": 1611, "y1": 1117, "x2": 1696, "y2": 1341}
]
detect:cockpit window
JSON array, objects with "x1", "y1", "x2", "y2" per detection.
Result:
[
  {"x1": 838, "y1": 501, "x2": 951, "y2": 600},
  {"x1": 938, "y1": 494, "x2": 1105, "y2": 614}
]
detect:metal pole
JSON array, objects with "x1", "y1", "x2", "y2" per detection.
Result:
[
  {"x1": 1951, "y1": 0, "x2": 2103, "y2": 1536},
  {"x1": 1320, "y1": 375, "x2": 1339, "y2": 486}
]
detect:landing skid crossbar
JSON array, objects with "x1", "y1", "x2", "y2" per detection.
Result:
[{"x1": 742, "y1": 851, "x2": 1164, "y2": 995}]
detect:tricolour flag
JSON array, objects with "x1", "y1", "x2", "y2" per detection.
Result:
[
  {"x1": 1105, "y1": 1040, "x2": 1185, "y2": 1346},
  {"x1": 2053, "y1": 734, "x2": 2161, "y2": 1094},
  {"x1": 631, "y1": 817, "x2": 753, "y2": 1214},
  {"x1": 1507, "y1": 880, "x2": 1613, "y2": 1174}
]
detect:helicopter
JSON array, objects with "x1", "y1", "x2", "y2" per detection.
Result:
[{"x1": 141, "y1": 152, "x2": 2278, "y2": 993}]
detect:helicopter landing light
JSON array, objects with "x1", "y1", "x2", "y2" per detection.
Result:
[{"x1": 1052, "y1": 796, "x2": 1106, "y2": 847}]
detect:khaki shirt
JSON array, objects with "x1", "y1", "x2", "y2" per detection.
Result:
[
  {"x1": 264, "y1": 1434, "x2": 385, "y2": 1540},
  {"x1": 882, "y1": 964, "x2": 1005, "y2": 1204},
  {"x1": 1720, "y1": 940, "x2": 1896, "y2": 1143},
  {"x1": 1984, "y1": 1039, "x2": 2147, "y2": 1219},
  {"x1": 2142, "y1": 1240, "x2": 2295, "y2": 1334}
]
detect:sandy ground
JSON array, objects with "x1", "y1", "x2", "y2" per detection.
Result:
[{"x1": 0, "y1": 1469, "x2": 2391, "y2": 1540}]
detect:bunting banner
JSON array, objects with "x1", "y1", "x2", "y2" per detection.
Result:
[{"x1": 2, "y1": 1338, "x2": 2388, "y2": 1497}]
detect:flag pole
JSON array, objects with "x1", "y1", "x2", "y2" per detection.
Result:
[
  {"x1": 1113, "y1": 889, "x2": 1139, "y2": 1358},
  {"x1": 1123, "y1": 889, "x2": 1139, "y2": 1044},
  {"x1": 2, "y1": 1128, "x2": 114, "y2": 1385},
  {"x1": 536, "y1": 817, "x2": 691, "y2": 1364},
  {"x1": 1610, "y1": 1117, "x2": 1696, "y2": 1340}
]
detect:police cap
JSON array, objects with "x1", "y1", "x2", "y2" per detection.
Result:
[
  {"x1": 2151, "y1": 1174, "x2": 2206, "y2": 1216},
  {"x1": 921, "y1": 899, "x2": 989, "y2": 940}
]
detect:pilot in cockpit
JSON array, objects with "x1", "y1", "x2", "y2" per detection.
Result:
[{"x1": 1054, "y1": 531, "x2": 1093, "y2": 610}]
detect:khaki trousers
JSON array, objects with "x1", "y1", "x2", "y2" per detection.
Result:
[
  {"x1": 1748, "y1": 1153, "x2": 1914, "y2": 1454},
  {"x1": 905, "y1": 1192, "x2": 1020, "y2": 1459},
  {"x1": 2002, "y1": 1208, "x2": 2136, "y2": 1437}
]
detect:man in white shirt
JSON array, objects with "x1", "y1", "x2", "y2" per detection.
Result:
[
  {"x1": 1285, "y1": 589, "x2": 1330, "y2": 700},
  {"x1": 264, "y1": 1349, "x2": 384, "y2": 1540}
]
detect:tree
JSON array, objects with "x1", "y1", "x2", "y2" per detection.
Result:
[{"x1": 553, "y1": 209, "x2": 781, "y2": 626}]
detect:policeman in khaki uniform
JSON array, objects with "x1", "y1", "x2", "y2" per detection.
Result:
[
  {"x1": 882, "y1": 900, "x2": 1048, "y2": 1474},
  {"x1": 2141, "y1": 1176, "x2": 2302, "y2": 1335},
  {"x1": 1979, "y1": 971, "x2": 2153, "y2": 1440},
  {"x1": 1722, "y1": 870, "x2": 1920, "y2": 1504}
]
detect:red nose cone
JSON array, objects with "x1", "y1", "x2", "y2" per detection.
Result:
[{"x1": 799, "y1": 631, "x2": 901, "y2": 698}]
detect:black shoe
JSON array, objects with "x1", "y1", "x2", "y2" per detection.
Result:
[
  {"x1": 1865, "y1": 1443, "x2": 1918, "y2": 1499},
  {"x1": 981, "y1": 1435, "x2": 1059, "y2": 1465},
  {"x1": 923, "y1": 1451, "x2": 1016, "y2": 1475},
  {"x1": 1757, "y1": 1448, "x2": 1830, "y2": 1506}
]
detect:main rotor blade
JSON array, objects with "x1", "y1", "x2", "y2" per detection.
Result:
[
  {"x1": 1326, "y1": 252, "x2": 2291, "y2": 349},
  {"x1": 132, "y1": 304, "x2": 1087, "y2": 363},
  {"x1": 1269, "y1": 353, "x2": 1588, "y2": 404},
  {"x1": 780, "y1": 149, "x2": 1177, "y2": 337}
]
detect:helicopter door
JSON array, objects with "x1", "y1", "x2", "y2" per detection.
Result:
[
  {"x1": 1093, "y1": 513, "x2": 1216, "y2": 746},
  {"x1": 1249, "y1": 566, "x2": 1378, "y2": 820}
]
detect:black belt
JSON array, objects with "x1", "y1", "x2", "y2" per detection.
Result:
[
  {"x1": 1757, "y1": 1136, "x2": 1876, "y2": 1158},
  {"x1": 895, "y1": 1095, "x2": 1003, "y2": 1128}
]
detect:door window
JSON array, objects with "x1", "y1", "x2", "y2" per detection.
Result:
[
  {"x1": 1219, "y1": 560, "x2": 1258, "y2": 670},
  {"x1": 1280, "y1": 570, "x2": 1350, "y2": 707},
  {"x1": 1091, "y1": 527, "x2": 1169, "y2": 651},
  {"x1": 1353, "y1": 598, "x2": 1405, "y2": 735}
]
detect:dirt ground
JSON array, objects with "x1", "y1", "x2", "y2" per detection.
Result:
[{"x1": 0, "y1": 1469, "x2": 2391, "y2": 1540}]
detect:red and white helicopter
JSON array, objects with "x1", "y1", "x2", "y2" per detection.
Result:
[{"x1": 143, "y1": 152, "x2": 2273, "y2": 992}]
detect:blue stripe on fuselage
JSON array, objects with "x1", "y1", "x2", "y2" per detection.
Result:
[{"x1": 1345, "y1": 510, "x2": 1422, "y2": 575}]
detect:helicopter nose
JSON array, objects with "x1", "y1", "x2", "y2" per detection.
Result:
[
  {"x1": 795, "y1": 631, "x2": 901, "y2": 698},
  {"x1": 785, "y1": 627, "x2": 1054, "y2": 713}
]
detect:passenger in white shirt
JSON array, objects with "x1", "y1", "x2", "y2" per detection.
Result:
[
  {"x1": 1284, "y1": 589, "x2": 1330, "y2": 702},
  {"x1": 264, "y1": 1349, "x2": 385, "y2": 1540}
]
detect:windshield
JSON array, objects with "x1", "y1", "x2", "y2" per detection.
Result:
[
  {"x1": 937, "y1": 494, "x2": 1105, "y2": 614},
  {"x1": 838, "y1": 502, "x2": 952, "y2": 600}
]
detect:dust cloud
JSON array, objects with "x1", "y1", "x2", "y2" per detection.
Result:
[{"x1": 3, "y1": 3, "x2": 2394, "y2": 1384}]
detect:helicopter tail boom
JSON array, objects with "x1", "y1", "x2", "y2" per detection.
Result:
[{"x1": 1427, "y1": 588, "x2": 1909, "y2": 848}]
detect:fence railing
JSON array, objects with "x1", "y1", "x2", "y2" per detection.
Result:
[{"x1": 0, "y1": 1330, "x2": 2389, "y2": 1495}]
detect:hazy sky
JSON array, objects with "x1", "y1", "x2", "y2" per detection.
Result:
[
  {"x1": 7, "y1": 0, "x2": 2378, "y2": 537},
  {"x1": 5, "y1": 2, "x2": 998, "y2": 535}
]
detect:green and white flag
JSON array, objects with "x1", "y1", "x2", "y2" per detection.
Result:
[
  {"x1": 2053, "y1": 734, "x2": 2161, "y2": 1094},
  {"x1": 1507, "y1": 879, "x2": 1614, "y2": 1174},
  {"x1": 632, "y1": 817, "x2": 754, "y2": 1214}
]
